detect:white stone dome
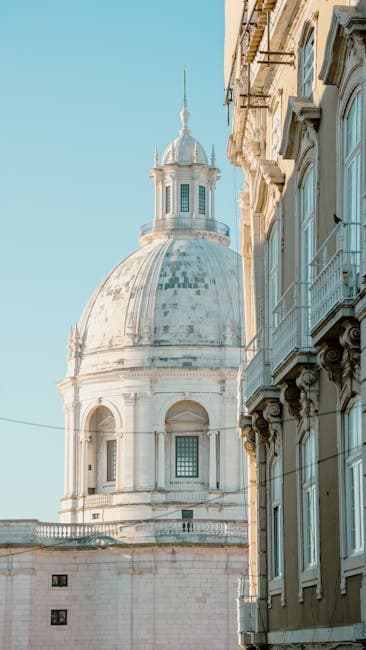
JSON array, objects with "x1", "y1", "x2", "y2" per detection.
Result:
[
  {"x1": 162, "y1": 133, "x2": 208, "y2": 166},
  {"x1": 78, "y1": 236, "x2": 242, "y2": 354}
]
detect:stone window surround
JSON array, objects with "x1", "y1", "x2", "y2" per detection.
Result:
[{"x1": 297, "y1": 15, "x2": 319, "y2": 101}]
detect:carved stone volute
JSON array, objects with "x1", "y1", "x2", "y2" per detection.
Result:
[
  {"x1": 239, "y1": 415, "x2": 257, "y2": 458},
  {"x1": 296, "y1": 368, "x2": 319, "y2": 419},
  {"x1": 280, "y1": 381, "x2": 301, "y2": 421},
  {"x1": 252, "y1": 411, "x2": 270, "y2": 445},
  {"x1": 339, "y1": 321, "x2": 360, "y2": 385},
  {"x1": 263, "y1": 400, "x2": 282, "y2": 442},
  {"x1": 317, "y1": 343, "x2": 343, "y2": 389}
]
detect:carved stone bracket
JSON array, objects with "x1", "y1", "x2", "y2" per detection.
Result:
[
  {"x1": 252, "y1": 411, "x2": 270, "y2": 445},
  {"x1": 239, "y1": 415, "x2": 257, "y2": 458},
  {"x1": 280, "y1": 381, "x2": 301, "y2": 421},
  {"x1": 262, "y1": 400, "x2": 282, "y2": 448},
  {"x1": 318, "y1": 343, "x2": 343, "y2": 389},
  {"x1": 339, "y1": 321, "x2": 360, "y2": 386},
  {"x1": 296, "y1": 368, "x2": 319, "y2": 419}
]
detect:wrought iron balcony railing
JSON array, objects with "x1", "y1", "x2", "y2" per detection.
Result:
[{"x1": 272, "y1": 282, "x2": 313, "y2": 374}]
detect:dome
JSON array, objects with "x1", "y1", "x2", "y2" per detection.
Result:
[
  {"x1": 78, "y1": 236, "x2": 243, "y2": 354},
  {"x1": 162, "y1": 133, "x2": 208, "y2": 166}
]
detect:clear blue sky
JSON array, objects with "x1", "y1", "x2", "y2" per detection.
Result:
[{"x1": 0, "y1": 0, "x2": 241, "y2": 521}]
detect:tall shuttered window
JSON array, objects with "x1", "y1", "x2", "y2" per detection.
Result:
[
  {"x1": 302, "y1": 432, "x2": 317, "y2": 569},
  {"x1": 344, "y1": 90, "x2": 361, "y2": 261},
  {"x1": 106, "y1": 439, "x2": 117, "y2": 482},
  {"x1": 180, "y1": 184, "x2": 189, "y2": 212},
  {"x1": 271, "y1": 459, "x2": 282, "y2": 578},
  {"x1": 165, "y1": 186, "x2": 171, "y2": 214},
  {"x1": 302, "y1": 31, "x2": 314, "y2": 97},
  {"x1": 199, "y1": 186, "x2": 206, "y2": 215},
  {"x1": 345, "y1": 399, "x2": 364, "y2": 554}
]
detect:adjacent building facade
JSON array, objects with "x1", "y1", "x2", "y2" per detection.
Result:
[
  {"x1": 0, "y1": 101, "x2": 248, "y2": 649},
  {"x1": 225, "y1": 0, "x2": 365, "y2": 647}
]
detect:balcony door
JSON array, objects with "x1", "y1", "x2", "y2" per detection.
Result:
[{"x1": 300, "y1": 165, "x2": 314, "y2": 335}]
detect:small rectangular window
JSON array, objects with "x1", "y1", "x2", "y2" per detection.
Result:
[
  {"x1": 51, "y1": 610, "x2": 67, "y2": 625},
  {"x1": 199, "y1": 186, "x2": 206, "y2": 215},
  {"x1": 182, "y1": 509, "x2": 194, "y2": 532},
  {"x1": 106, "y1": 439, "x2": 116, "y2": 482},
  {"x1": 180, "y1": 184, "x2": 189, "y2": 212},
  {"x1": 52, "y1": 574, "x2": 68, "y2": 587},
  {"x1": 176, "y1": 436, "x2": 198, "y2": 477},
  {"x1": 165, "y1": 186, "x2": 171, "y2": 214}
]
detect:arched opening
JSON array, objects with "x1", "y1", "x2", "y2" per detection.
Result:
[
  {"x1": 87, "y1": 406, "x2": 116, "y2": 494},
  {"x1": 164, "y1": 400, "x2": 210, "y2": 489}
]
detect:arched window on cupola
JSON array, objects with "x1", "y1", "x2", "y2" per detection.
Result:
[
  {"x1": 164, "y1": 400, "x2": 210, "y2": 490},
  {"x1": 87, "y1": 406, "x2": 117, "y2": 494}
]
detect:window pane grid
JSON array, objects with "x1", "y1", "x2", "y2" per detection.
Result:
[
  {"x1": 180, "y1": 184, "x2": 189, "y2": 212},
  {"x1": 176, "y1": 436, "x2": 198, "y2": 477},
  {"x1": 165, "y1": 186, "x2": 171, "y2": 214},
  {"x1": 199, "y1": 186, "x2": 206, "y2": 215},
  {"x1": 107, "y1": 439, "x2": 116, "y2": 482}
]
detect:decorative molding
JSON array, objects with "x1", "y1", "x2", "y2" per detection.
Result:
[
  {"x1": 252, "y1": 411, "x2": 270, "y2": 445},
  {"x1": 280, "y1": 381, "x2": 301, "y2": 421},
  {"x1": 319, "y1": 6, "x2": 366, "y2": 87},
  {"x1": 279, "y1": 97, "x2": 321, "y2": 161},
  {"x1": 296, "y1": 368, "x2": 319, "y2": 419},
  {"x1": 317, "y1": 343, "x2": 343, "y2": 389},
  {"x1": 239, "y1": 415, "x2": 256, "y2": 458}
]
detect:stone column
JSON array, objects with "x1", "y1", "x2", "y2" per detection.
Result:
[
  {"x1": 64, "y1": 400, "x2": 80, "y2": 498},
  {"x1": 210, "y1": 182, "x2": 215, "y2": 220},
  {"x1": 208, "y1": 431, "x2": 218, "y2": 490},
  {"x1": 116, "y1": 429, "x2": 124, "y2": 491},
  {"x1": 156, "y1": 431, "x2": 166, "y2": 490},
  {"x1": 122, "y1": 393, "x2": 136, "y2": 490},
  {"x1": 79, "y1": 437, "x2": 89, "y2": 496}
]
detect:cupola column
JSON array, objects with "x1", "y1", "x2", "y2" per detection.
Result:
[
  {"x1": 116, "y1": 429, "x2": 124, "y2": 491},
  {"x1": 156, "y1": 431, "x2": 166, "y2": 489},
  {"x1": 64, "y1": 400, "x2": 80, "y2": 498},
  {"x1": 79, "y1": 436, "x2": 90, "y2": 496},
  {"x1": 208, "y1": 431, "x2": 219, "y2": 490},
  {"x1": 122, "y1": 392, "x2": 136, "y2": 490},
  {"x1": 210, "y1": 182, "x2": 215, "y2": 220}
]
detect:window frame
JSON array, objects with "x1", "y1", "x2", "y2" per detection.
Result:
[
  {"x1": 175, "y1": 435, "x2": 199, "y2": 478},
  {"x1": 198, "y1": 185, "x2": 206, "y2": 216},
  {"x1": 106, "y1": 438, "x2": 117, "y2": 483},
  {"x1": 342, "y1": 88, "x2": 361, "y2": 264},
  {"x1": 165, "y1": 185, "x2": 171, "y2": 215},
  {"x1": 51, "y1": 574, "x2": 68, "y2": 588},
  {"x1": 180, "y1": 184, "x2": 190, "y2": 212},
  {"x1": 268, "y1": 222, "x2": 280, "y2": 333},
  {"x1": 50, "y1": 610, "x2": 68, "y2": 626}
]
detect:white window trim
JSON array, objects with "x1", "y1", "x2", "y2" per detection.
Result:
[
  {"x1": 297, "y1": 19, "x2": 318, "y2": 100},
  {"x1": 168, "y1": 432, "x2": 206, "y2": 488},
  {"x1": 266, "y1": 430, "x2": 285, "y2": 607},
  {"x1": 338, "y1": 396, "x2": 364, "y2": 593},
  {"x1": 296, "y1": 423, "x2": 322, "y2": 602}
]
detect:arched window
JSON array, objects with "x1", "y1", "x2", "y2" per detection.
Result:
[
  {"x1": 343, "y1": 90, "x2": 361, "y2": 258},
  {"x1": 271, "y1": 458, "x2": 282, "y2": 578},
  {"x1": 165, "y1": 400, "x2": 210, "y2": 489},
  {"x1": 345, "y1": 399, "x2": 364, "y2": 555},
  {"x1": 87, "y1": 406, "x2": 116, "y2": 494},
  {"x1": 301, "y1": 431, "x2": 317, "y2": 569}
]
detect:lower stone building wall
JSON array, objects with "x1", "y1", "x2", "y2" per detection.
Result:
[{"x1": 0, "y1": 545, "x2": 247, "y2": 650}]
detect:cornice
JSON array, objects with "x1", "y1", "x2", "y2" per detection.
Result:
[
  {"x1": 280, "y1": 97, "x2": 321, "y2": 160},
  {"x1": 320, "y1": 6, "x2": 366, "y2": 87}
]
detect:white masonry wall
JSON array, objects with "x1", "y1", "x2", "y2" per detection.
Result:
[{"x1": 0, "y1": 545, "x2": 246, "y2": 650}]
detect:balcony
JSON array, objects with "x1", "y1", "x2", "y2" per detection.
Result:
[
  {"x1": 310, "y1": 223, "x2": 360, "y2": 344},
  {"x1": 272, "y1": 282, "x2": 315, "y2": 380},
  {"x1": 245, "y1": 329, "x2": 278, "y2": 411},
  {"x1": 140, "y1": 217, "x2": 230, "y2": 243},
  {"x1": 0, "y1": 519, "x2": 248, "y2": 547}
]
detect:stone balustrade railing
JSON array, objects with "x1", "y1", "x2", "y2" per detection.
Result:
[{"x1": 0, "y1": 519, "x2": 247, "y2": 545}]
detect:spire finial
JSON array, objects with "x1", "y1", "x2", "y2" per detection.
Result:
[
  {"x1": 154, "y1": 145, "x2": 159, "y2": 168},
  {"x1": 210, "y1": 145, "x2": 216, "y2": 167},
  {"x1": 179, "y1": 66, "x2": 191, "y2": 135}
]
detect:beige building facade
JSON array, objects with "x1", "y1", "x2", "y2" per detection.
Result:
[{"x1": 225, "y1": 0, "x2": 365, "y2": 648}]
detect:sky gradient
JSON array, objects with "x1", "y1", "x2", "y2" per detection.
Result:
[{"x1": 0, "y1": 0, "x2": 241, "y2": 520}]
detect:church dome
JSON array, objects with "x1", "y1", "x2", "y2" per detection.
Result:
[
  {"x1": 78, "y1": 236, "x2": 242, "y2": 354},
  {"x1": 162, "y1": 133, "x2": 208, "y2": 166}
]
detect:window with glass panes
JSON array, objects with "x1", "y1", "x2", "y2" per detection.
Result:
[
  {"x1": 106, "y1": 439, "x2": 116, "y2": 482},
  {"x1": 165, "y1": 186, "x2": 171, "y2": 214},
  {"x1": 300, "y1": 165, "x2": 314, "y2": 329},
  {"x1": 302, "y1": 31, "x2": 314, "y2": 97},
  {"x1": 302, "y1": 432, "x2": 317, "y2": 568},
  {"x1": 345, "y1": 399, "x2": 364, "y2": 554},
  {"x1": 176, "y1": 436, "x2": 198, "y2": 477},
  {"x1": 51, "y1": 610, "x2": 67, "y2": 626},
  {"x1": 199, "y1": 186, "x2": 206, "y2": 215},
  {"x1": 180, "y1": 184, "x2": 189, "y2": 212},
  {"x1": 344, "y1": 91, "x2": 361, "y2": 261},
  {"x1": 271, "y1": 459, "x2": 282, "y2": 577},
  {"x1": 269, "y1": 224, "x2": 279, "y2": 330}
]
